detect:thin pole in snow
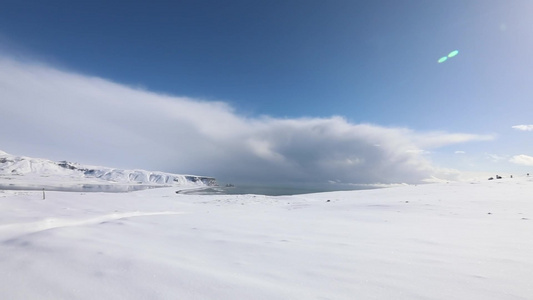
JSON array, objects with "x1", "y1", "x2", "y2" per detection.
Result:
[{"x1": 42, "y1": 188, "x2": 45, "y2": 200}]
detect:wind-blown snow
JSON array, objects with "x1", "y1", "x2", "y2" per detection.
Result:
[{"x1": 1, "y1": 176, "x2": 532, "y2": 299}]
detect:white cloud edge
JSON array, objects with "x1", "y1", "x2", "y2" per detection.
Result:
[
  {"x1": 509, "y1": 154, "x2": 533, "y2": 166},
  {"x1": 512, "y1": 125, "x2": 533, "y2": 131}
]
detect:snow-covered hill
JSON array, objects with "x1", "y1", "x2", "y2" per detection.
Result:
[{"x1": 0, "y1": 150, "x2": 216, "y2": 189}]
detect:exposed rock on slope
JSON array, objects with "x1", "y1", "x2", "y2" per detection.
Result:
[{"x1": 0, "y1": 150, "x2": 216, "y2": 187}]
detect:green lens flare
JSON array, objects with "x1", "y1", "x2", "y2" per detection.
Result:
[
  {"x1": 438, "y1": 50, "x2": 459, "y2": 63},
  {"x1": 448, "y1": 50, "x2": 459, "y2": 58}
]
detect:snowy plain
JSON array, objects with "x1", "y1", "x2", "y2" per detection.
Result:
[{"x1": 1, "y1": 175, "x2": 533, "y2": 299}]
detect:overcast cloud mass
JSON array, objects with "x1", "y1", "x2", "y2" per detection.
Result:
[{"x1": 0, "y1": 57, "x2": 494, "y2": 184}]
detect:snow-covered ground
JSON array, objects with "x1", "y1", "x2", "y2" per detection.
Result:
[{"x1": 1, "y1": 176, "x2": 532, "y2": 299}]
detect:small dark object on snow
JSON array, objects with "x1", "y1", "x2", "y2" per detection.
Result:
[
  {"x1": 488, "y1": 177, "x2": 494, "y2": 180},
  {"x1": 326, "y1": 199, "x2": 331, "y2": 203},
  {"x1": 496, "y1": 175, "x2": 502, "y2": 179},
  {"x1": 488, "y1": 212, "x2": 492, "y2": 215}
]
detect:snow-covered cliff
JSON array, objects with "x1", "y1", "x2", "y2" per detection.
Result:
[{"x1": 0, "y1": 150, "x2": 216, "y2": 188}]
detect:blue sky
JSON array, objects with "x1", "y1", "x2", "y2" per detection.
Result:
[{"x1": 1, "y1": 0, "x2": 532, "y2": 184}]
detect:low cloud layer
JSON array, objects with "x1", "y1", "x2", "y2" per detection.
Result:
[
  {"x1": 510, "y1": 155, "x2": 533, "y2": 167},
  {"x1": 0, "y1": 57, "x2": 493, "y2": 184}
]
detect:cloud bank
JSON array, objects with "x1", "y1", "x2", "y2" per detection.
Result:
[
  {"x1": 509, "y1": 155, "x2": 533, "y2": 167},
  {"x1": 0, "y1": 57, "x2": 493, "y2": 184}
]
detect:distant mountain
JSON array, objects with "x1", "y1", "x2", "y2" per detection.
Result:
[{"x1": 0, "y1": 150, "x2": 216, "y2": 188}]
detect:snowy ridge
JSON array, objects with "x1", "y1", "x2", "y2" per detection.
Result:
[{"x1": 0, "y1": 150, "x2": 216, "y2": 187}]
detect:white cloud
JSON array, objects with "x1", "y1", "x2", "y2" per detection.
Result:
[
  {"x1": 509, "y1": 155, "x2": 533, "y2": 166},
  {"x1": 0, "y1": 57, "x2": 494, "y2": 184},
  {"x1": 485, "y1": 153, "x2": 509, "y2": 162},
  {"x1": 512, "y1": 125, "x2": 533, "y2": 131},
  {"x1": 412, "y1": 132, "x2": 494, "y2": 149},
  {"x1": 455, "y1": 151, "x2": 466, "y2": 154}
]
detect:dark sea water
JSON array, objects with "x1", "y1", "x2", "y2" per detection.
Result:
[
  {"x1": 180, "y1": 183, "x2": 378, "y2": 196},
  {"x1": 1, "y1": 183, "x2": 380, "y2": 196}
]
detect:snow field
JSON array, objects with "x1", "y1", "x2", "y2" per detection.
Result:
[{"x1": 1, "y1": 178, "x2": 533, "y2": 299}]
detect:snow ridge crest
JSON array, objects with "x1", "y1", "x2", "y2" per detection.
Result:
[{"x1": 0, "y1": 150, "x2": 216, "y2": 187}]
